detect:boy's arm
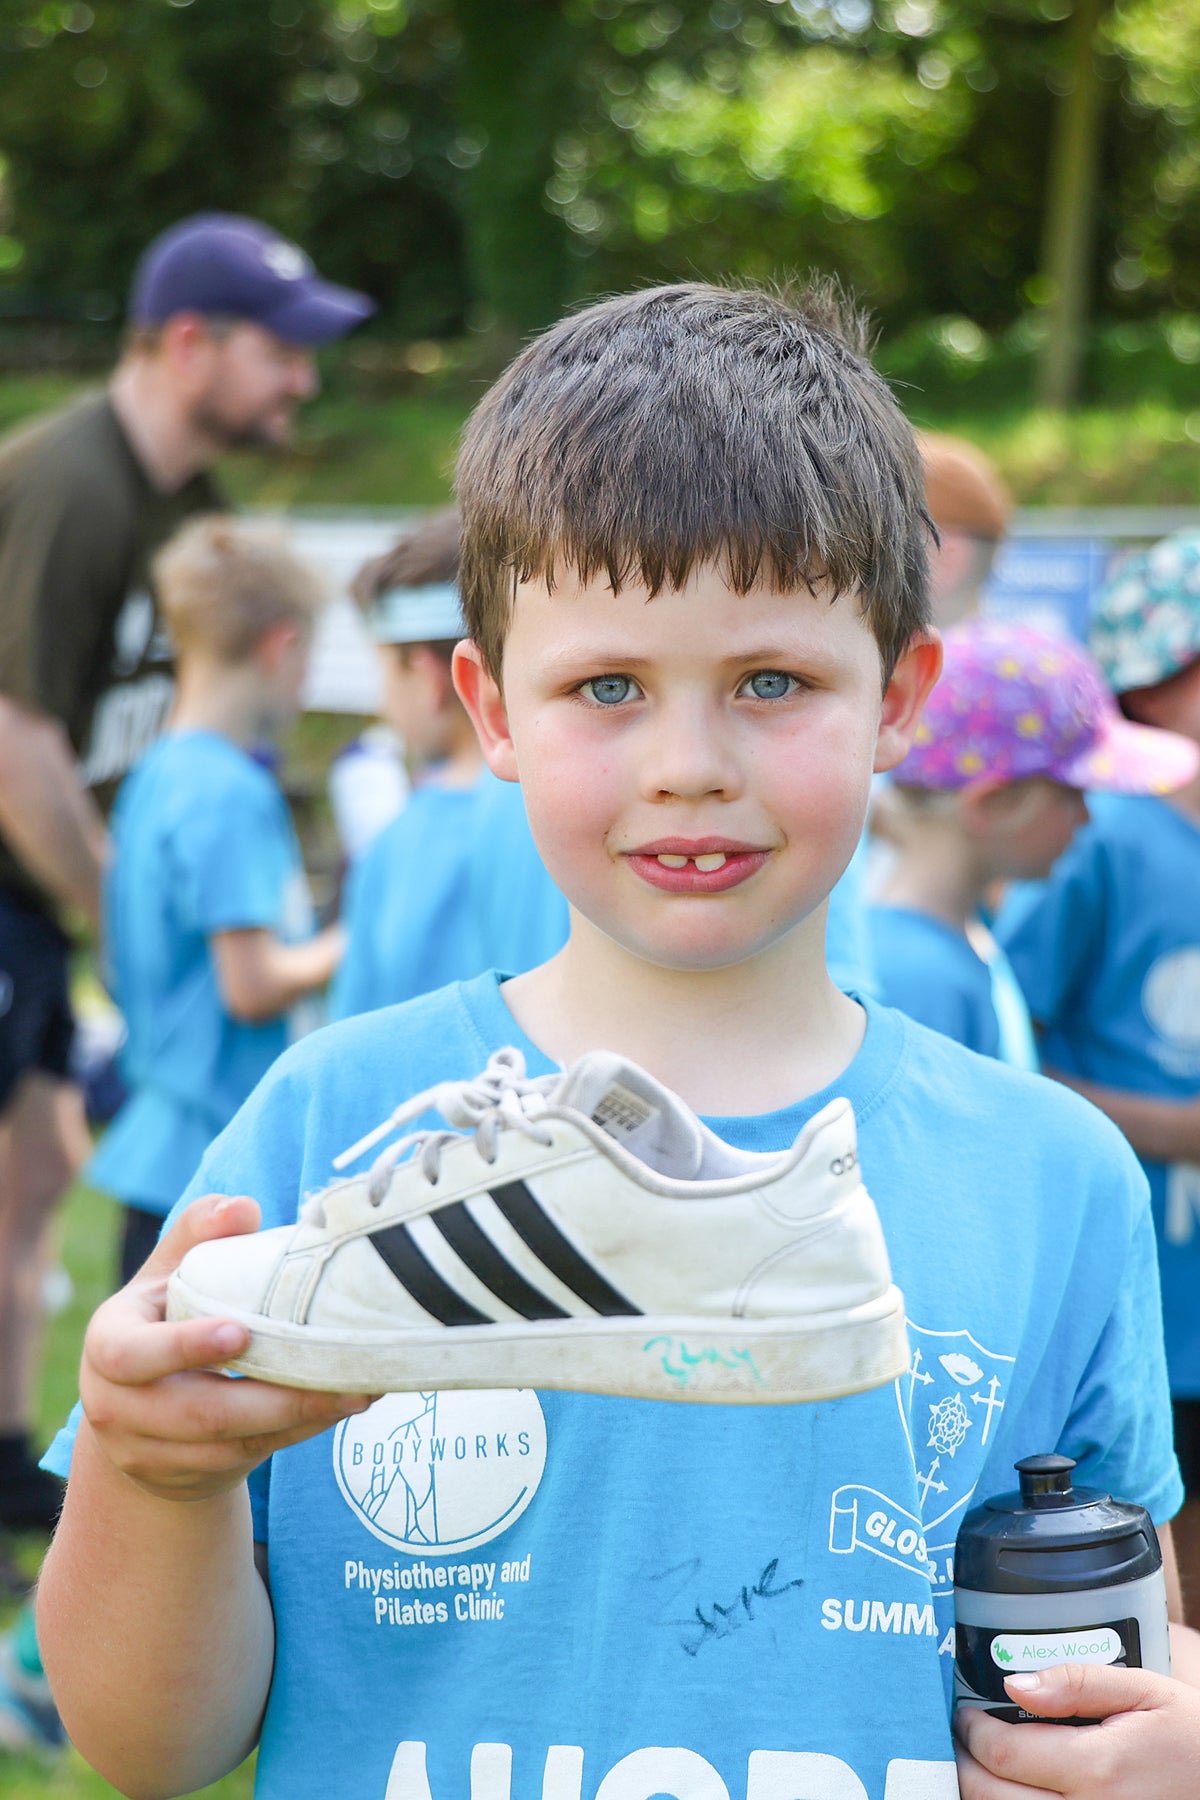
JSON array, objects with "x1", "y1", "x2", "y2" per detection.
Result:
[
  {"x1": 0, "y1": 694, "x2": 107, "y2": 927},
  {"x1": 211, "y1": 922, "x2": 345, "y2": 1023},
  {"x1": 955, "y1": 1525, "x2": 1200, "y2": 1795},
  {"x1": 36, "y1": 1193, "x2": 370, "y2": 1797},
  {"x1": 1042, "y1": 1063, "x2": 1200, "y2": 1166}
]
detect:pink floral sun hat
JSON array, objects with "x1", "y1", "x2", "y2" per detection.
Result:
[{"x1": 896, "y1": 619, "x2": 1199, "y2": 795}]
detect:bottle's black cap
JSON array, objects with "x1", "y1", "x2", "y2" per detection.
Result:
[
  {"x1": 1016, "y1": 1453, "x2": 1077, "y2": 1505},
  {"x1": 955, "y1": 1455, "x2": 1161, "y2": 1594}
]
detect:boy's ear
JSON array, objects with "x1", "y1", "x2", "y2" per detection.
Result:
[
  {"x1": 957, "y1": 777, "x2": 1009, "y2": 839},
  {"x1": 452, "y1": 640, "x2": 519, "y2": 782},
  {"x1": 256, "y1": 618, "x2": 302, "y2": 672},
  {"x1": 874, "y1": 631, "x2": 943, "y2": 774}
]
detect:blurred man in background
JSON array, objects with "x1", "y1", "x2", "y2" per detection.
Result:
[{"x1": 0, "y1": 212, "x2": 373, "y2": 1540}]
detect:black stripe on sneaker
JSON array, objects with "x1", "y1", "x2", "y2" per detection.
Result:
[
  {"x1": 368, "y1": 1222, "x2": 490, "y2": 1327},
  {"x1": 431, "y1": 1202, "x2": 571, "y2": 1321},
  {"x1": 488, "y1": 1180, "x2": 640, "y2": 1317}
]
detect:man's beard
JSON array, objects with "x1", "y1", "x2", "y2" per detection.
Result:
[{"x1": 190, "y1": 396, "x2": 293, "y2": 454}]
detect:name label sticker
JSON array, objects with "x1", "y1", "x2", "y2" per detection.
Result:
[{"x1": 991, "y1": 1627, "x2": 1123, "y2": 1672}]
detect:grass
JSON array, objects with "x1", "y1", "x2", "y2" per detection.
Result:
[{"x1": 0, "y1": 1181, "x2": 256, "y2": 1798}]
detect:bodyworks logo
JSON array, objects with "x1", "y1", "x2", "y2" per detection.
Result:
[{"x1": 334, "y1": 1389, "x2": 547, "y2": 1555}]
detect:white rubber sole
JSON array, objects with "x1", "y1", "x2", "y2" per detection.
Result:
[{"x1": 166, "y1": 1275, "x2": 909, "y2": 1404}]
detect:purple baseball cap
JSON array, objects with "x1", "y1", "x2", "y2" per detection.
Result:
[
  {"x1": 129, "y1": 213, "x2": 375, "y2": 347},
  {"x1": 896, "y1": 619, "x2": 1199, "y2": 795}
]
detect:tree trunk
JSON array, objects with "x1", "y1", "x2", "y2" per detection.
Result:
[
  {"x1": 451, "y1": 0, "x2": 582, "y2": 342},
  {"x1": 1034, "y1": 0, "x2": 1112, "y2": 411}
]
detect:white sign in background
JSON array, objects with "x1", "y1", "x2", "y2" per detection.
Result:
[{"x1": 274, "y1": 510, "x2": 419, "y2": 716}]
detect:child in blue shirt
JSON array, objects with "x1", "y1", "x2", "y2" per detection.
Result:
[
  {"x1": 38, "y1": 287, "x2": 1200, "y2": 1800},
  {"x1": 332, "y1": 511, "x2": 568, "y2": 1019},
  {"x1": 87, "y1": 516, "x2": 344, "y2": 1284},
  {"x1": 998, "y1": 534, "x2": 1200, "y2": 1602},
  {"x1": 870, "y1": 620, "x2": 1196, "y2": 1065}
]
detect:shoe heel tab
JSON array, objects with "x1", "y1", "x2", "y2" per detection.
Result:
[{"x1": 800, "y1": 1097, "x2": 859, "y2": 1173}]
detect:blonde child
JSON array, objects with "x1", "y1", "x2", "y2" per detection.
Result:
[{"x1": 87, "y1": 516, "x2": 344, "y2": 1283}]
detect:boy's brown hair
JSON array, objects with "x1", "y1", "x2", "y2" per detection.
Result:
[
  {"x1": 350, "y1": 509, "x2": 462, "y2": 669},
  {"x1": 154, "y1": 515, "x2": 326, "y2": 663},
  {"x1": 456, "y1": 280, "x2": 933, "y2": 683},
  {"x1": 350, "y1": 509, "x2": 461, "y2": 609}
]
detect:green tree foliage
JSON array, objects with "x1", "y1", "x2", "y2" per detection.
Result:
[
  {"x1": 0, "y1": 0, "x2": 1197, "y2": 361},
  {"x1": 0, "y1": 0, "x2": 470, "y2": 335}
]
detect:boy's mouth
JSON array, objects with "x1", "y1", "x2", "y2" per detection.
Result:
[{"x1": 624, "y1": 840, "x2": 770, "y2": 894}]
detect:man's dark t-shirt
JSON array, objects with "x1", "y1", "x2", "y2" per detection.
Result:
[{"x1": 0, "y1": 391, "x2": 221, "y2": 914}]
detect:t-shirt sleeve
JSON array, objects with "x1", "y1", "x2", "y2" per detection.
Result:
[
  {"x1": 172, "y1": 774, "x2": 290, "y2": 936},
  {"x1": 43, "y1": 1046, "x2": 317, "y2": 1532},
  {"x1": 1059, "y1": 1181, "x2": 1183, "y2": 1526},
  {"x1": 996, "y1": 829, "x2": 1107, "y2": 1033},
  {"x1": 0, "y1": 459, "x2": 128, "y2": 727}
]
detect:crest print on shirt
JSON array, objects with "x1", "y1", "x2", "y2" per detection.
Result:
[
  {"x1": 334, "y1": 1388, "x2": 547, "y2": 1555},
  {"x1": 829, "y1": 1323, "x2": 1014, "y2": 1594}
]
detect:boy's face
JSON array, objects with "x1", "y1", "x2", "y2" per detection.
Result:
[
  {"x1": 1123, "y1": 652, "x2": 1200, "y2": 748},
  {"x1": 457, "y1": 564, "x2": 939, "y2": 974},
  {"x1": 970, "y1": 777, "x2": 1089, "y2": 882},
  {"x1": 255, "y1": 619, "x2": 313, "y2": 735},
  {"x1": 378, "y1": 643, "x2": 458, "y2": 761}
]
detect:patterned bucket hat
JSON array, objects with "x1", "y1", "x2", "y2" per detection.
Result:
[
  {"x1": 896, "y1": 619, "x2": 1198, "y2": 795},
  {"x1": 1089, "y1": 532, "x2": 1200, "y2": 696}
]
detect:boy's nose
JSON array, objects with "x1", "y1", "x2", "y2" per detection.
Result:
[{"x1": 640, "y1": 703, "x2": 741, "y2": 802}]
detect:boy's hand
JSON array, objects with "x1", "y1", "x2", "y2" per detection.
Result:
[
  {"x1": 955, "y1": 1664, "x2": 1200, "y2": 1796},
  {"x1": 80, "y1": 1192, "x2": 373, "y2": 1504}
]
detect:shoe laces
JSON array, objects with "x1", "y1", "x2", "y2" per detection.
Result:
[{"x1": 316, "y1": 1048, "x2": 559, "y2": 1214}]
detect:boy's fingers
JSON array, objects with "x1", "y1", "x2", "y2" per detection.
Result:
[
  {"x1": 953, "y1": 1730, "x2": 1062, "y2": 1799},
  {"x1": 1004, "y1": 1661, "x2": 1174, "y2": 1719},
  {"x1": 87, "y1": 1311, "x2": 253, "y2": 1389},
  {"x1": 115, "y1": 1369, "x2": 372, "y2": 1444},
  {"x1": 136, "y1": 1193, "x2": 262, "y2": 1284},
  {"x1": 954, "y1": 1707, "x2": 1081, "y2": 1794}
]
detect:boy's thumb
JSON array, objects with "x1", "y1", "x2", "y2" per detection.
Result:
[
  {"x1": 137, "y1": 1192, "x2": 262, "y2": 1283},
  {"x1": 1005, "y1": 1659, "x2": 1173, "y2": 1720}
]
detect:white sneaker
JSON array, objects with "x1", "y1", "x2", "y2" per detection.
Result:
[{"x1": 167, "y1": 1049, "x2": 907, "y2": 1404}]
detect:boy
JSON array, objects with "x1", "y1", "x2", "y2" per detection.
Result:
[
  {"x1": 332, "y1": 510, "x2": 568, "y2": 1019},
  {"x1": 86, "y1": 515, "x2": 344, "y2": 1284},
  {"x1": 37, "y1": 285, "x2": 1200, "y2": 1800},
  {"x1": 919, "y1": 431, "x2": 1013, "y2": 628},
  {"x1": 871, "y1": 620, "x2": 1197, "y2": 1064},
  {"x1": 998, "y1": 533, "x2": 1200, "y2": 1608}
]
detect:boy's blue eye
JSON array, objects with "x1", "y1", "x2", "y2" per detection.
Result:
[
  {"x1": 583, "y1": 675, "x2": 637, "y2": 706},
  {"x1": 745, "y1": 671, "x2": 795, "y2": 700}
]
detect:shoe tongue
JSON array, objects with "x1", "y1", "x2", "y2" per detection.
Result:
[{"x1": 553, "y1": 1052, "x2": 705, "y2": 1179}]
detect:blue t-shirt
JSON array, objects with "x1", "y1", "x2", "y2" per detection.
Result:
[
  {"x1": 87, "y1": 730, "x2": 315, "y2": 1217},
  {"x1": 998, "y1": 792, "x2": 1200, "y2": 1395},
  {"x1": 332, "y1": 770, "x2": 569, "y2": 1021},
  {"x1": 49, "y1": 974, "x2": 1179, "y2": 1799},
  {"x1": 868, "y1": 907, "x2": 1037, "y2": 1070},
  {"x1": 826, "y1": 833, "x2": 879, "y2": 999},
  {"x1": 869, "y1": 907, "x2": 1001, "y2": 1060}
]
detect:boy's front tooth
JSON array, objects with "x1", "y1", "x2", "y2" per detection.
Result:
[
  {"x1": 657, "y1": 854, "x2": 689, "y2": 869},
  {"x1": 694, "y1": 853, "x2": 728, "y2": 872}
]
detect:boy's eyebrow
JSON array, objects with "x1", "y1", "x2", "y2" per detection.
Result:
[{"x1": 536, "y1": 640, "x2": 847, "y2": 674}]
